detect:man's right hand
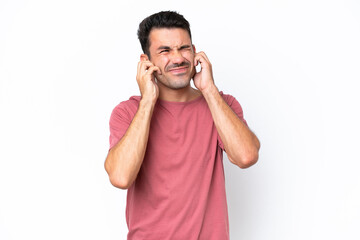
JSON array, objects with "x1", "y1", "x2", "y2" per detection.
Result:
[{"x1": 136, "y1": 60, "x2": 161, "y2": 103}]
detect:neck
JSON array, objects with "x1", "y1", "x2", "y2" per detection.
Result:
[{"x1": 158, "y1": 85, "x2": 201, "y2": 102}]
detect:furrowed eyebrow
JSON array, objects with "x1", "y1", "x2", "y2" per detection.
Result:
[
  {"x1": 179, "y1": 45, "x2": 191, "y2": 49},
  {"x1": 157, "y1": 46, "x2": 171, "y2": 51},
  {"x1": 157, "y1": 45, "x2": 191, "y2": 51}
]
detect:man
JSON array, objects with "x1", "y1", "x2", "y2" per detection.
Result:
[{"x1": 105, "y1": 11, "x2": 260, "y2": 240}]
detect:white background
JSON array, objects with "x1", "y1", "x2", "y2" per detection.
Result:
[{"x1": 1, "y1": 0, "x2": 359, "y2": 239}]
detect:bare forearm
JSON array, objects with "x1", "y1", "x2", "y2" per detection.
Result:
[
  {"x1": 105, "y1": 99, "x2": 155, "y2": 189},
  {"x1": 202, "y1": 86, "x2": 260, "y2": 168}
]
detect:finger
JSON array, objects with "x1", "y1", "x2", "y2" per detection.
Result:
[
  {"x1": 154, "y1": 66, "x2": 162, "y2": 75},
  {"x1": 146, "y1": 66, "x2": 161, "y2": 76},
  {"x1": 139, "y1": 61, "x2": 154, "y2": 74},
  {"x1": 195, "y1": 51, "x2": 210, "y2": 64},
  {"x1": 197, "y1": 51, "x2": 210, "y2": 63},
  {"x1": 195, "y1": 52, "x2": 212, "y2": 70},
  {"x1": 137, "y1": 61, "x2": 144, "y2": 79},
  {"x1": 194, "y1": 54, "x2": 200, "y2": 66},
  {"x1": 194, "y1": 54, "x2": 205, "y2": 67},
  {"x1": 137, "y1": 61, "x2": 153, "y2": 82}
]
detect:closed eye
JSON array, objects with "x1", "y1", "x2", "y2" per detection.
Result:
[{"x1": 180, "y1": 45, "x2": 191, "y2": 50}]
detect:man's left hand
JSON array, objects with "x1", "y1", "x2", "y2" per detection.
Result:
[{"x1": 193, "y1": 52, "x2": 216, "y2": 93}]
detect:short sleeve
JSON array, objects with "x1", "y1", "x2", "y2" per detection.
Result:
[
  {"x1": 218, "y1": 92, "x2": 247, "y2": 150},
  {"x1": 108, "y1": 98, "x2": 139, "y2": 150}
]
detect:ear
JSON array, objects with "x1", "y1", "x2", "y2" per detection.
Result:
[
  {"x1": 140, "y1": 54, "x2": 149, "y2": 61},
  {"x1": 192, "y1": 44, "x2": 196, "y2": 53}
]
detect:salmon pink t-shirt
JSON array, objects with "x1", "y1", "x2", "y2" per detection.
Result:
[{"x1": 109, "y1": 92, "x2": 247, "y2": 240}]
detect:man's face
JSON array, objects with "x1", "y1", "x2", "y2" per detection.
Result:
[{"x1": 146, "y1": 28, "x2": 196, "y2": 90}]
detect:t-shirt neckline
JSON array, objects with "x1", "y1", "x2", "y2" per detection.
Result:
[{"x1": 157, "y1": 95, "x2": 204, "y2": 106}]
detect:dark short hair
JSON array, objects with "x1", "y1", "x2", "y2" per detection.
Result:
[{"x1": 137, "y1": 11, "x2": 192, "y2": 57}]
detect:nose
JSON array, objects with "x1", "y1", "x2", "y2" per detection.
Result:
[{"x1": 170, "y1": 50, "x2": 185, "y2": 64}]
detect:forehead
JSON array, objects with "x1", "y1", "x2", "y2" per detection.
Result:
[{"x1": 148, "y1": 28, "x2": 191, "y2": 49}]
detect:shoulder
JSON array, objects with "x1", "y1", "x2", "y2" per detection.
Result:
[
  {"x1": 110, "y1": 95, "x2": 141, "y2": 123},
  {"x1": 219, "y1": 91, "x2": 246, "y2": 124},
  {"x1": 219, "y1": 91, "x2": 238, "y2": 106},
  {"x1": 113, "y1": 95, "x2": 141, "y2": 112}
]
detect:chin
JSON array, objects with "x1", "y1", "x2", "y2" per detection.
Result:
[
  {"x1": 159, "y1": 75, "x2": 192, "y2": 90},
  {"x1": 168, "y1": 80, "x2": 190, "y2": 90}
]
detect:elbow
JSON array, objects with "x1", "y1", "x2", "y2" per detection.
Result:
[
  {"x1": 238, "y1": 151, "x2": 258, "y2": 169},
  {"x1": 228, "y1": 135, "x2": 261, "y2": 169},
  {"x1": 238, "y1": 139, "x2": 261, "y2": 168},
  {"x1": 230, "y1": 149, "x2": 259, "y2": 169},
  {"x1": 104, "y1": 160, "x2": 132, "y2": 190},
  {"x1": 108, "y1": 175, "x2": 131, "y2": 190}
]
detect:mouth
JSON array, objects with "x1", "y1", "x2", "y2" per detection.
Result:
[{"x1": 168, "y1": 66, "x2": 189, "y2": 75}]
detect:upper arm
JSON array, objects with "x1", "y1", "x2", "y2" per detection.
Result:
[
  {"x1": 217, "y1": 93, "x2": 247, "y2": 150},
  {"x1": 109, "y1": 102, "x2": 135, "y2": 150}
]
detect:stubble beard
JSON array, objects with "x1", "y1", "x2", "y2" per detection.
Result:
[
  {"x1": 155, "y1": 74, "x2": 191, "y2": 90},
  {"x1": 155, "y1": 66, "x2": 196, "y2": 90}
]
